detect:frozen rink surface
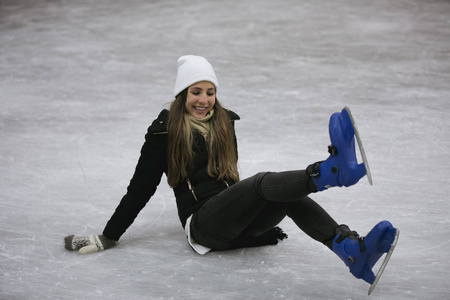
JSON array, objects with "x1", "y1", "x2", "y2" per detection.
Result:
[{"x1": 1, "y1": 0, "x2": 450, "y2": 299}]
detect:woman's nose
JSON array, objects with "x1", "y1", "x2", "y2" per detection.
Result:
[{"x1": 198, "y1": 93, "x2": 208, "y2": 103}]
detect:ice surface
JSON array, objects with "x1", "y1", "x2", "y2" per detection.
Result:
[{"x1": 1, "y1": 0, "x2": 449, "y2": 299}]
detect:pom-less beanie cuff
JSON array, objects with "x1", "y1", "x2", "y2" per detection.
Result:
[{"x1": 173, "y1": 55, "x2": 218, "y2": 97}]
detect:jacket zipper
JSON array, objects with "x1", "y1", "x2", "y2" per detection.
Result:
[
  {"x1": 186, "y1": 178, "x2": 198, "y2": 202},
  {"x1": 186, "y1": 179, "x2": 230, "y2": 202}
]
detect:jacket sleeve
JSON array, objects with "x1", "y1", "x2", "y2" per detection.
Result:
[{"x1": 103, "y1": 112, "x2": 168, "y2": 241}]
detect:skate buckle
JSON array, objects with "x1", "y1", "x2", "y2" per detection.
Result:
[
  {"x1": 308, "y1": 162, "x2": 321, "y2": 178},
  {"x1": 328, "y1": 145, "x2": 337, "y2": 156}
]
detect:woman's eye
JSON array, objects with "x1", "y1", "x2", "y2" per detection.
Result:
[{"x1": 190, "y1": 90, "x2": 214, "y2": 96}]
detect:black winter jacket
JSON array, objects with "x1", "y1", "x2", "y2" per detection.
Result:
[{"x1": 103, "y1": 109, "x2": 240, "y2": 241}]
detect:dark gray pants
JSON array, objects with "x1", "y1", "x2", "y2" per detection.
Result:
[{"x1": 190, "y1": 171, "x2": 339, "y2": 250}]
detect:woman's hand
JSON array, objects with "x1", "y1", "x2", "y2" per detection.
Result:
[{"x1": 64, "y1": 234, "x2": 117, "y2": 254}]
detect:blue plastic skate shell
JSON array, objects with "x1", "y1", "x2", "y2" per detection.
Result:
[
  {"x1": 312, "y1": 107, "x2": 371, "y2": 191},
  {"x1": 332, "y1": 221, "x2": 399, "y2": 294}
]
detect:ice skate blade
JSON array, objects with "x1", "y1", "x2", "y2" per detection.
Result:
[
  {"x1": 344, "y1": 106, "x2": 373, "y2": 185},
  {"x1": 368, "y1": 229, "x2": 400, "y2": 295}
]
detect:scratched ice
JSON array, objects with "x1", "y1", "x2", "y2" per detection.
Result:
[{"x1": 1, "y1": 0, "x2": 449, "y2": 299}]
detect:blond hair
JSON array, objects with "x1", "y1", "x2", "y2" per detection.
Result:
[{"x1": 167, "y1": 89, "x2": 239, "y2": 187}]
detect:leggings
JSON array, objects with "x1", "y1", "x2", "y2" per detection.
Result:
[{"x1": 190, "y1": 171, "x2": 339, "y2": 250}]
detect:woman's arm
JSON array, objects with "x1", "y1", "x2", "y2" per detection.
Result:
[
  {"x1": 102, "y1": 113, "x2": 168, "y2": 241},
  {"x1": 65, "y1": 110, "x2": 169, "y2": 254}
]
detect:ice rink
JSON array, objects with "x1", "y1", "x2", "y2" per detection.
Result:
[{"x1": 1, "y1": 0, "x2": 449, "y2": 299}]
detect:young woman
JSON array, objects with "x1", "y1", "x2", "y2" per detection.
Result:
[{"x1": 65, "y1": 55, "x2": 398, "y2": 291}]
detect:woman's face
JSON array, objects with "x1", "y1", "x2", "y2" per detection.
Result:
[{"x1": 185, "y1": 81, "x2": 216, "y2": 119}]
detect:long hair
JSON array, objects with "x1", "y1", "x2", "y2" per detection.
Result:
[{"x1": 166, "y1": 89, "x2": 239, "y2": 187}]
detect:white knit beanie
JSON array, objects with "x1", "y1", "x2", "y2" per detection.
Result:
[{"x1": 173, "y1": 55, "x2": 218, "y2": 97}]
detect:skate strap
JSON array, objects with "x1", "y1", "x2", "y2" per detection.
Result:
[
  {"x1": 335, "y1": 228, "x2": 365, "y2": 252},
  {"x1": 328, "y1": 145, "x2": 337, "y2": 156},
  {"x1": 358, "y1": 237, "x2": 365, "y2": 252},
  {"x1": 307, "y1": 161, "x2": 323, "y2": 178}
]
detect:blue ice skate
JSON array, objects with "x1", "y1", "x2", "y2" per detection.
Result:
[
  {"x1": 332, "y1": 221, "x2": 399, "y2": 293},
  {"x1": 310, "y1": 107, "x2": 368, "y2": 191}
]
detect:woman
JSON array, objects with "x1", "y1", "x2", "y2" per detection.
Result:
[{"x1": 65, "y1": 55, "x2": 398, "y2": 291}]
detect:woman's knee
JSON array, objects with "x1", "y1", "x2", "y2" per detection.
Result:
[{"x1": 252, "y1": 172, "x2": 274, "y2": 201}]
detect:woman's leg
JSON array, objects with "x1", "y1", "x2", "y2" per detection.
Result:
[
  {"x1": 191, "y1": 172, "x2": 274, "y2": 249},
  {"x1": 232, "y1": 202, "x2": 288, "y2": 249},
  {"x1": 191, "y1": 107, "x2": 369, "y2": 249},
  {"x1": 190, "y1": 171, "x2": 337, "y2": 249},
  {"x1": 232, "y1": 198, "x2": 339, "y2": 249},
  {"x1": 281, "y1": 197, "x2": 338, "y2": 249}
]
